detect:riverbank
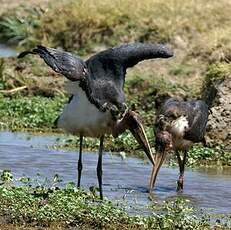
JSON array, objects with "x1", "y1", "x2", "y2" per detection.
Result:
[
  {"x1": 0, "y1": 1, "x2": 230, "y2": 228},
  {"x1": 0, "y1": 0, "x2": 230, "y2": 166},
  {"x1": 0, "y1": 76, "x2": 230, "y2": 168},
  {"x1": 0, "y1": 168, "x2": 230, "y2": 230},
  {"x1": 0, "y1": 131, "x2": 231, "y2": 229}
]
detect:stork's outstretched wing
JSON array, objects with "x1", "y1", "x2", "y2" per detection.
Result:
[
  {"x1": 18, "y1": 43, "x2": 173, "y2": 116},
  {"x1": 112, "y1": 43, "x2": 173, "y2": 68},
  {"x1": 86, "y1": 43, "x2": 173, "y2": 88},
  {"x1": 18, "y1": 45, "x2": 87, "y2": 81},
  {"x1": 85, "y1": 43, "x2": 173, "y2": 113}
]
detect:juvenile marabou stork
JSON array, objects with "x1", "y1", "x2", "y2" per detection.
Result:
[
  {"x1": 150, "y1": 98, "x2": 209, "y2": 191},
  {"x1": 18, "y1": 43, "x2": 173, "y2": 199}
]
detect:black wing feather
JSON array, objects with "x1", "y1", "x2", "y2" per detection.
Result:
[
  {"x1": 184, "y1": 100, "x2": 209, "y2": 142},
  {"x1": 18, "y1": 45, "x2": 86, "y2": 81},
  {"x1": 86, "y1": 43, "x2": 173, "y2": 87},
  {"x1": 19, "y1": 43, "x2": 173, "y2": 115},
  {"x1": 112, "y1": 43, "x2": 173, "y2": 68},
  {"x1": 85, "y1": 43, "x2": 173, "y2": 111}
]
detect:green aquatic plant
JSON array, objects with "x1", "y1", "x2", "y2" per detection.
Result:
[
  {"x1": 0, "y1": 172, "x2": 229, "y2": 229},
  {"x1": 148, "y1": 198, "x2": 210, "y2": 229},
  {"x1": 0, "y1": 96, "x2": 66, "y2": 131},
  {"x1": 0, "y1": 93, "x2": 228, "y2": 166},
  {"x1": 188, "y1": 145, "x2": 231, "y2": 167},
  {"x1": 0, "y1": 169, "x2": 13, "y2": 186}
]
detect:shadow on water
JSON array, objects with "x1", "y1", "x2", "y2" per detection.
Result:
[{"x1": 0, "y1": 131, "x2": 231, "y2": 215}]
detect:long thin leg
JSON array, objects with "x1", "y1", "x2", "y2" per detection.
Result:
[
  {"x1": 176, "y1": 150, "x2": 187, "y2": 191},
  {"x1": 97, "y1": 135, "x2": 104, "y2": 200},
  {"x1": 77, "y1": 135, "x2": 83, "y2": 188}
]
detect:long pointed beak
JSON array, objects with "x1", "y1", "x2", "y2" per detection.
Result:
[
  {"x1": 149, "y1": 150, "x2": 168, "y2": 192},
  {"x1": 128, "y1": 112, "x2": 155, "y2": 166}
]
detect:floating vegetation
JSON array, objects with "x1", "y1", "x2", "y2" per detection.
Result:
[{"x1": 0, "y1": 170, "x2": 230, "y2": 229}]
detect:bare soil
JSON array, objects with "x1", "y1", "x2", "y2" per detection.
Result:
[{"x1": 206, "y1": 76, "x2": 231, "y2": 149}]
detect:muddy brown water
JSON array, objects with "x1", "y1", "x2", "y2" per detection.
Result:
[{"x1": 0, "y1": 131, "x2": 230, "y2": 215}]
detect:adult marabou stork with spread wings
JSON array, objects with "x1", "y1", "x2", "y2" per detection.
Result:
[
  {"x1": 150, "y1": 98, "x2": 209, "y2": 191},
  {"x1": 18, "y1": 43, "x2": 173, "y2": 199}
]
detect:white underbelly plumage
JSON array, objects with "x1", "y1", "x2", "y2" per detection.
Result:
[
  {"x1": 57, "y1": 82, "x2": 113, "y2": 137},
  {"x1": 170, "y1": 116, "x2": 189, "y2": 138}
]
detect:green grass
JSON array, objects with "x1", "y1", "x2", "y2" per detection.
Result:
[
  {"x1": 1, "y1": 170, "x2": 230, "y2": 229},
  {"x1": 1, "y1": 0, "x2": 231, "y2": 59},
  {"x1": 0, "y1": 95, "x2": 66, "y2": 131},
  {"x1": 0, "y1": 0, "x2": 231, "y2": 100},
  {"x1": 0, "y1": 7, "x2": 43, "y2": 48}
]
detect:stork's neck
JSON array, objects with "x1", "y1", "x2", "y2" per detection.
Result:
[{"x1": 79, "y1": 75, "x2": 92, "y2": 99}]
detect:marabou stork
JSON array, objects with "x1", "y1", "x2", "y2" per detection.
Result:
[
  {"x1": 150, "y1": 98, "x2": 209, "y2": 191},
  {"x1": 18, "y1": 43, "x2": 173, "y2": 199}
]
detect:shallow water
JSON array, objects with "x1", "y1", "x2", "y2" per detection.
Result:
[
  {"x1": 0, "y1": 131, "x2": 230, "y2": 215},
  {"x1": 0, "y1": 44, "x2": 17, "y2": 57}
]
